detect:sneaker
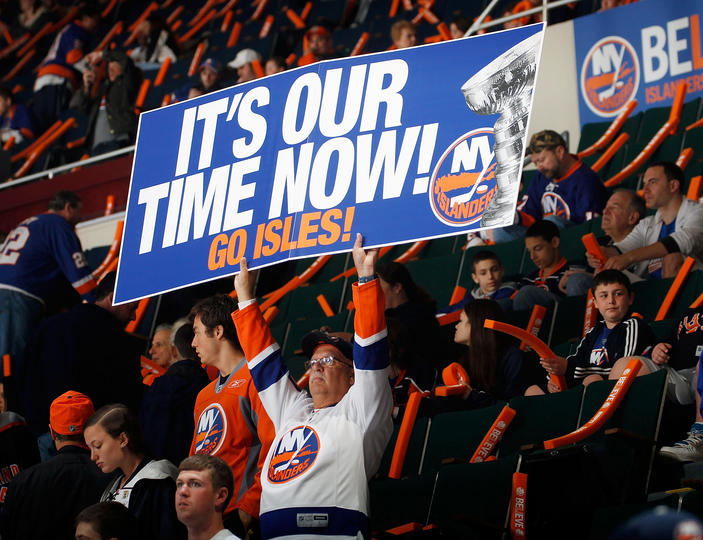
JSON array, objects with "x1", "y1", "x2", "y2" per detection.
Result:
[{"x1": 660, "y1": 428, "x2": 703, "y2": 462}]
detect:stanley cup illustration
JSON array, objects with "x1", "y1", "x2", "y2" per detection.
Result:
[{"x1": 461, "y1": 32, "x2": 542, "y2": 228}]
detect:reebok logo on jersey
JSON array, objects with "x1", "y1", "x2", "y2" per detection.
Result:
[
  {"x1": 268, "y1": 425, "x2": 319, "y2": 484},
  {"x1": 194, "y1": 403, "x2": 227, "y2": 455},
  {"x1": 227, "y1": 378, "x2": 246, "y2": 388}
]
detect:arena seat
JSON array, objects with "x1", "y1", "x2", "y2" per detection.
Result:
[
  {"x1": 421, "y1": 402, "x2": 507, "y2": 474},
  {"x1": 501, "y1": 385, "x2": 585, "y2": 457}
]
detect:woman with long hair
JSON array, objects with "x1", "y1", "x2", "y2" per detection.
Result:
[
  {"x1": 376, "y1": 261, "x2": 442, "y2": 386},
  {"x1": 83, "y1": 404, "x2": 185, "y2": 540},
  {"x1": 453, "y1": 299, "x2": 527, "y2": 407}
]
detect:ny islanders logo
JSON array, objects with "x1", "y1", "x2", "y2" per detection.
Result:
[
  {"x1": 268, "y1": 426, "x2": 319, "y2": 484},
  {"x1": 581, "y1": 36, "x2": 640, "y2": 117},
  {"x1": 429, "y1": 128, "x2": 497, "y2": 227},
  {"x1": 194, "y1": 404, "x2": 227, "y2": 455}
]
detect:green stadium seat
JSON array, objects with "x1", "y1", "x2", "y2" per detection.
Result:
[
  {"x1": 292, "y1": 252, "x2": 351, "y2": 284},
  {"x1": 631, "y1": 277, "x2": 675, "y2": 322},
  {"x1": 578, "y1": 121, "x2": 611, "y2": 152},
  {"x1": 376, "y1": 416, "x2": 430, "y2": 479},
  {"x1": 422, "y1": 403, "x2": 507, "y2": 474},
  {"x1": 428, "y1": 455, "x2": 521, "y2": 539},
  {"x1": 548, "y1": 294, "x2": 588, "y2": 346},
  {"x1": 369, "y1": 473, "x2": 436, "y2": 534},
  {"x1": 405, "y1": 253, "x2": 462, "y2": 307},
  {"x1": 500, "y1": 385, "x2": 584, "y2": 457},
  {"x1": 636, "y1": 106, "x2": 669, "y2": 144},
  {"x1": 679, "y1": 97, "x2": 702, "y2": 132},
  {"x1": 559, "y1": 222, "x2": 591, "y2": 263}
]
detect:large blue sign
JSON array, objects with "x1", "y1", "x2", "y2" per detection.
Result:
[
  {"x1": 115, "y1": 24, "x2": 543, "y2": 303},
  {"x1": 574, "y1": 0, "x2": 703, "y2": 125}
]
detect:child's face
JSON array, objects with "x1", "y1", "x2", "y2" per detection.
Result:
[
  {"x1": 472, "y1": 259, "x2": 504, "y2": 293},
  {"x1": 593, "y1": 282, "x2": 633, "y2": 328},
  {"x1": 525, "y1": 236, "x2": 560, "y2": 270}
]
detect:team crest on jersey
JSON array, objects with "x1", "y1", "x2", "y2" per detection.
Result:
[
  {"x1": 267, "y1": 426, "x2": 319, "y2": 484},
  {"x1": 541, "y1": 192, "x2": 570, "y2": 220},
  {"x1": 581, "y1": 36, "x2": 639, "y2": 117},
  {"x1": 589, "y1": 347, "x2": 608, "y2": 367},
  {"x1": 194, "y1": 403, "x2": 227, "y2": 455},
  {"x1": 428, "y1": 128, "x2": 498, "y2": 227}
]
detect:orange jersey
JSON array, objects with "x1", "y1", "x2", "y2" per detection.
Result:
[{"x1": 190, "y1": 361, "x2": 275, "y2": 518}]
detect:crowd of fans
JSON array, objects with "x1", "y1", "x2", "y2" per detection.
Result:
[
  {"x1": 0, "y1": 0, "x2": 702, "y2": 538},
  {"x1": 0, "y1": 0, "x2": 638, "y2": 178}
]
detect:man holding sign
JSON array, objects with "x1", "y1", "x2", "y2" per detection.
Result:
[{"x1": 232, "y1": 234, "x2": 392, "y2": 539}]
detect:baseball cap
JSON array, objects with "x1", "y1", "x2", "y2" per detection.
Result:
[
  {"x1": 50, "y1": 391, "x2": 94, "y2": 436},
  {"x1": 301, "y1": 331, "x2": 353, "y2": 362},
  {"x1": 199, "y1": 58, "x2": 221, "y2": 72},
  {"x1": 527, "y1": 130, "x2": 566, "y2": 154},
  {"x1": 306, "y1": 25, "x2": 331, "y2": 39},
  {"x1": 610, "y1": 507, "x2": 703, "y2": 539},
  {"x1": 228, "y1": 49, "x2": 261, "y2": 69}
]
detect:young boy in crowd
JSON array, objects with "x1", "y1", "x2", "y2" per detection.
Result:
[
  {"x1": 438, "y1": 250, "x2": 516, "y2": 314},
  {"x1": 512, "y1": 220, "x2": 592, "y2": 311},
  {"x1": 526, "y1": 269, "x2": 655, "y2": 394}
]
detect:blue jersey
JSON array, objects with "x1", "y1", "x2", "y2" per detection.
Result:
[
  {"x1": 520, "y1": 159, "x2": 607, "y2": 224},
  {"x1": 36, "y1": 21, "x2": 91, "y2": 88},
  {"x1": 0, "y1": 213, "x2": 96, "y2": 303}
]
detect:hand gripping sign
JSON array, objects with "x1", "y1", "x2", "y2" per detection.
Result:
[{"x1": 484, "y1": 319, "x2": 568, "y2": 391}]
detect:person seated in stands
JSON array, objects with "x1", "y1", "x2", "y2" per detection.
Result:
[
  {"x1": 298, "y1": 25, "x2": 335, "y2": 66},
  {"x1": 386, "y1": 316, "x2": 436, "y2": 415},
  {"x1": 265, "y1": 56, "x2": 286, "y2": 76},
  {"x1": 512, "y1": 220, "x2": 592, "y2": 311},
  {"x1": 598, "y1": 162, "x2": 703, "y2": 280},
  {"x1": 526, "y1": 270, "x2": 654, "y2": 395},
  {"x1": 449, "y1": 15, "x2": 470, "y2": 38},
  {"x1": 227, "y1": 48, "x2": 261, "y2": 84},
  {"x1": 439, "y1": 251, "x2": 517, "y2": 315},
  {"x1": 561, "y1": 189, "x2": 647, "y2": 291},
  {"x1": 148, "y1": 323, "x2": 177, "y2": 369},
  {"x1": 176, "y1": 455, "x2": 240, "y2": 540},
  {"x1": 31, "y1": 6, "x2": 101, "y2": 133},
  {"x1": 494, "y1": 130, "x2": 607, "y2": 243},
  {"x1": 72, "y1": 49, "x2": 142, "y2": 155},
  {"x1": 139, "y1": 323, "x2": 210, "y2": 467},
  {"x1": 75, "y1": 502, "x2": 138, "y2": 540},
  {"x1": 610, "y1": 304, "x2": 703, "y2": 462},
  {"x1": 453, "y1": 299, "x2": 528, "y2": 406},
  {"x1": 0, "y1": 85, "x2": 34, "y2": 144},
  {"x1": 660, "y1": 348, "x2": 703, "y2": 462},
  {"x1": 15, "y1": 0, "x2": 52, "y2": 35},
  {"x1": 129, "y1": 14, "x2": 178, "y2": 68},
  {"x1": 600, "y1": 189, "x2": 646, "y2": 246},
  {"x1": 172, "y1": 58, "x2": 222, "y2": 103},
  {"x1": 1, "y1": 391, "x2": 109, "y2": 540},
  {"x1": 390, "y1": 20, "x2": 416, "y2": 49},
  {"x1": 84, "y1": 404, "x2": 186, "y2": 539},
  {"x1": 0, "y1": 397, "x2": 39, "y2": 523},
  {"x1": 376, "y1": 260, "x2": 444, "y2": 372}
]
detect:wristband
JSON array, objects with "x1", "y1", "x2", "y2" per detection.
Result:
[{"x1": 358, "y1": 274, "x2": 376, "y2": 284}]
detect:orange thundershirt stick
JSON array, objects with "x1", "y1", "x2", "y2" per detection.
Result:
[{"x1": 484, "y1": 319, "x2": 567, "y2": 391}]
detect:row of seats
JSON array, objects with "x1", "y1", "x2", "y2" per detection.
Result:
[{"x1": 369, "y1": 369, "x2": 667, "y2": 538}]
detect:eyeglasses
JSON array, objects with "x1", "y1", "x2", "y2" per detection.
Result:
[{"x1": 304, "y1": 355, "x2": 353, "y2": 370}]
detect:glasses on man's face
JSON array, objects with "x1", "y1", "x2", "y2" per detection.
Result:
[{"x1": 304, "y1": 355, "x2": 352, "y2": 370}]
